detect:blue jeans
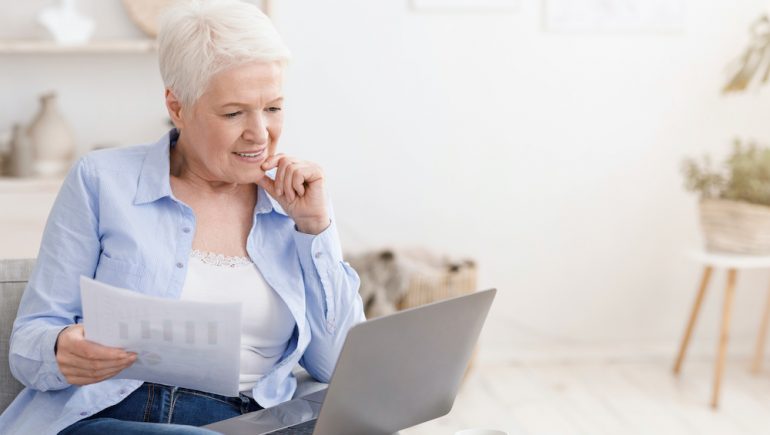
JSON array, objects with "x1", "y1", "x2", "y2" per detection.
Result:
[{"x1": 59, "y1": 382, "x2": 262, "y2": 434}]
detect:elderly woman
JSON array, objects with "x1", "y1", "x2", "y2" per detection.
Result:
[{"x1": 0, "y1": 1, "x2": 365, "y2": 434}]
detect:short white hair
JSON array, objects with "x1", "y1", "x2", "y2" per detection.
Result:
[{"x1": 157, "y1": 0, "x2": 291, "y2": 107}]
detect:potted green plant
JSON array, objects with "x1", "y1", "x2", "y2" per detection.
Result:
[
  {"x1": 681, "y1": 14, "x2": 770, "y2": 254},
  {"x1": 682, "y1": 140, "x2": 770, "y2": 254}
]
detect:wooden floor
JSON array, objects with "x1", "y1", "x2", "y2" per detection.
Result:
[{"x1": 401, "y1": 357, "x2": 770, "y2": 435}]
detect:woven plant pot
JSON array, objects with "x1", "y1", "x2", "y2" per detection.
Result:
[{"x1": 699, "y1": 198, "x2": 770, "y2": 254}]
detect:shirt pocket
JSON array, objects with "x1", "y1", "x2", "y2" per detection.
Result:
[{"x1": 94, "y1": 253, "x2": 145, "y2": 290}]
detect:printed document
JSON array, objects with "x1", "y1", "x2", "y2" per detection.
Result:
[{"x1": 80, "y1": 276, "x2": 242, "y2": 396}]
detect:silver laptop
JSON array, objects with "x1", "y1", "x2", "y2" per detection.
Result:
[{"x1": 204, "y1": 288, "x2": 496, "y2": 435}]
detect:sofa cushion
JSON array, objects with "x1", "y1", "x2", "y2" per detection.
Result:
[{"x1": 0, "y1": 259, "x2": 35, "y2": 414}]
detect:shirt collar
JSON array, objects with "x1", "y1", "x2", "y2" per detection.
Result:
[
  {"x1": 134, "y1": 128, "x2": 176, "y2": 205},
  {"x1": 134, "y1": 128, "x2": 288, "y2": 217},
  {"x1": 257, "y1": 168, "x2": 288, "y2": 216}
]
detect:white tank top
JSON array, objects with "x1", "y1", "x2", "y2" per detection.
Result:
[{"x1": 180, "y1": 250, "x2": 296, "y2": 392}]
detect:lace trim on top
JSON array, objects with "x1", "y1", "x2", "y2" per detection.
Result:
[{"x1": 190, "y1": 249, "x2": 254, "y2": 268}]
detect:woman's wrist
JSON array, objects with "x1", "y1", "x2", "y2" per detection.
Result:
[{"x1": 295, "y1": 216, "x2": 330, "y2": 235}]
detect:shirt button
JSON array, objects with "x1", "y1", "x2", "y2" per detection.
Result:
[
  {"x1": 119, "y1": 389, "x2": 126, "y2": 395},
  {"x1": 176, "y1": 262, "x2": 184, "y2": 268},
  {"x1": 80, "y1": 411, "x2": 89, "y2": 416},
  {"x1": 182, "y1": 227, "x2": 191, "y2": 233},
  {"x1": 314, "y1": 252, "x2": 322, "y2": 259}
]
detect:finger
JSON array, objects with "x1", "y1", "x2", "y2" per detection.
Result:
[
  {"x1": 257, "y1": 175, "x2": 278, "y2": 198},
  {"x1": 60, "y1": 352, "x2": 136, "y2": 372},
  {"x1": 275, "y1": 156, "x2": 296, "y2": 195},
  {"x1": 66, "y1": 376, "x2": 104, "y2": 386},
  {"x1": 59, "y1": 325, "x2": 134, "y2": 361},
  {"x1": 294, "y1": 163, "x2": 323, "y2": 186},
  {"x1": 58, "y1": 360, "x2": 134, "y2": 383},
  {"x1": 273, "y1": 158, "x2": 284, "y2": 196},
  {"x1": 61, "y1": 356, "x2": 134, "y2": 384},
  {"x1": 66, "y1": 367, "x2": 126, "y2": 386},
  {"x1": 71, "y1": 339, "x2": 134, "y2": 361},
  {"x1": 292, "y1": 169, "x2": 306, "y2": 197},
  {"x1": 260, "y1": 153, "x2": 285, "y2": 171},
  {"x1": 290, "y1": 165, "x2": 310, "y2": 198},
  {"x1": 284, "y1": 163, "x2": 298, "y2": 202},
  {"x1": 62, "y1": 361, "x2": 132, "y2": 381},
  {"x1": 303, "y1": 164, "x2": 324, "y2": 186},
  {"x1": 275, "y1": 157, "x2": 293, "y2": 197},
  {"x1": 65, "y1": 377, "x2": 92, "y2": 386}
]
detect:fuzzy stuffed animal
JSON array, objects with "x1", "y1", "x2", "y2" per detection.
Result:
[
  {"x1": 347, "y1": 249, "x2": 409, "y2": 318},
  {"x1": 347, "y1": 248, "x2": 472, "y2": 318}
]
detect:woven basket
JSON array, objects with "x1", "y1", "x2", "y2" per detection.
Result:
[
  {"x1": 699, "y1": 198, "x2": 770, "y2": 254},
  {"x1": 121, "y1": 0, "x2": 181, "y2": 37},
  {"x1": 398, "y1": 260, "x2": 477, "y2": 310}
]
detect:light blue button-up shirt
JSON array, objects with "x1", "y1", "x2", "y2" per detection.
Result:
[{"x1": 0, "y1": 129, "x2": 365, "y2": 435}]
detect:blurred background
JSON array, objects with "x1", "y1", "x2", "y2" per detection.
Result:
[{"x1": 3, "y1": 0, "x2": 770, "y2": 434}]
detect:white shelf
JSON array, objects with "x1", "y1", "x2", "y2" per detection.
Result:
[
  {"x1": 0, "y1": 176, "x2": 64, "y2": 194},
  {"x1": 0, "y1": 177, "x2": 63, "y2": 259},
  {"x1": 0, "y1": 39, "x2": 157, "y2": 54}
]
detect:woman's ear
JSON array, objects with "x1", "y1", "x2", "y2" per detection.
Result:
[{"x1": 165, "y1": 89, "x2": 185, "y2": 129}]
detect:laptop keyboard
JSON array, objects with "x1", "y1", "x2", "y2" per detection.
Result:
[{"x1": 269, "y1": 419, "x2": 317, "y2": 434}]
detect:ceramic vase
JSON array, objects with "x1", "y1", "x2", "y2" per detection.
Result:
[
  {"x1": 38, "y1": 0, "x2": 95, "y2": 45},
  {"x1": 27, "y1": 93, "x2": 76, "y2": 177},
  {"x1": 6, "y1": 124, "x2": 35, "y2": 178}
]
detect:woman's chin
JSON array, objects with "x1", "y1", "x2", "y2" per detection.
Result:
[{"x1": 236, "y1": 169, "x2": 267, "y2": 186}]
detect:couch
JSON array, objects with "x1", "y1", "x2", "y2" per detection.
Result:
[
  {"x1": 0, "y1": 258, "x2": 325, "y2": 415},
  {"x1": 0, "y1": 259, "x2": 31, "y2": 413}
]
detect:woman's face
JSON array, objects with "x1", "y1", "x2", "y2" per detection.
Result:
[{"x1": 169, "y1": 61, "x2": 284, "y2": 185}]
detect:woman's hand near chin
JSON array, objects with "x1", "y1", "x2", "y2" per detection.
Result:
[
  {"x1": 55, "y1": 324, "x2": 137, "y2": 386},
  {"x1": 258, "y1": 154, "x2": 330, "y2": 235}
]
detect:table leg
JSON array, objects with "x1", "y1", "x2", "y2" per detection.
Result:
[
  {"x1": 752, "y1": 280, "x2": 770, "y2": 374},
  {"x1": 674, "y1": 266, "x2": 713, "y2": 375},
  {"x1": 712, "y1": 268, "x2": 737, "y2": 409}
]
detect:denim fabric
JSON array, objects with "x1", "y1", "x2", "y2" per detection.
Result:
[
  {"x1": 60, "y1": 420, "x2": 218, "y2": 435},
  {"x1": 59, "y1": 382, "x2": 262, "y2": 434}
]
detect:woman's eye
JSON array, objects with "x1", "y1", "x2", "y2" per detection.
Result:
[
  {"x1": 224, "y1": 111, "x2": 242, "y2": 118},
  {"x1": 267, "y1": 107, "x2": 282, "y2": 113}
]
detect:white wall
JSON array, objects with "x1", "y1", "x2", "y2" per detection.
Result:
[{"x1": 3, "y1": 0, "x2": 770, "y2": 361}]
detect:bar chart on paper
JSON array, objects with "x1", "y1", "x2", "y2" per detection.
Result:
[{"x1": 80, "y1": 276, "x2": 242, "y2": 396}]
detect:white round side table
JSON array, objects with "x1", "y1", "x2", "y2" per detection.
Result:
[{"x1": 673, "y1": 250, "x2": 770, "y2": 408}]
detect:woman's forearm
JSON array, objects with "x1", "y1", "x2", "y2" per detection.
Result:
[{"x1": 292, "y1": 216, "x2": 365, "y2": 382}]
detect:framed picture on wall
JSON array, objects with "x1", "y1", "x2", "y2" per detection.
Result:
[
  {"x1": 544, "y1": 0, "x2": 685, "y2": 33},
  {"x1": 410, "y1": 0, "x2": 519, "y2": 13}
]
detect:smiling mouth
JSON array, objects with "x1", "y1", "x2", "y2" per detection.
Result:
[{"x1": 233, "y1": 149, "x2": 266, "y2": 158}]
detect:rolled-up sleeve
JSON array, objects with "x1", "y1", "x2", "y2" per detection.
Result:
[
  {"x1": 9, "y1": 156, "x2": 100, "y2": 391},
  {"x1": 293, "y1": 213, "x2": 366, "y2": 383}
]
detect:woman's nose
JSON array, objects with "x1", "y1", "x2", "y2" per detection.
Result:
[{"x1": 243, "y1": 113, "x2": 269, "y2": 144}]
